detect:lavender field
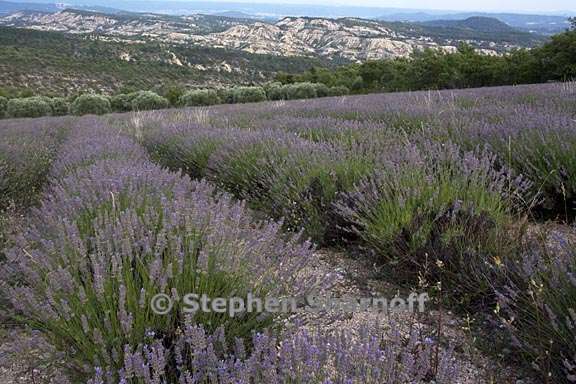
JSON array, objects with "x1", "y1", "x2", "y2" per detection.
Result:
[{"x1": 1, "y1": 83, "x2": 576, "y2": 383}]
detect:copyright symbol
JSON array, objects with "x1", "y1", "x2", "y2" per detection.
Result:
[{"x1": 151, "y1": 293, "x2": 173, "y2": 315}]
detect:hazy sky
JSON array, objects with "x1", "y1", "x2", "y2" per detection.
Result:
[{"x1": 248, "y1": 0, "x2": 575, "y2": 13}]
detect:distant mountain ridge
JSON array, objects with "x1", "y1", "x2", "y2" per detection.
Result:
[
  {"x1": 421, "y1": 16, "x2": 517, "y2": 33},
  {"x1": 0, "y1": 1, "x2": 58, "y2": 14},
  {"x1": 0, "y1": 9, "x2": 545, "y2": 62},
  {"x1": 379, "y1": 12, "x2": 571, "y2": 35},
  {"x1": 2, "y1": 0, "x2": 571, "y2": 35}
]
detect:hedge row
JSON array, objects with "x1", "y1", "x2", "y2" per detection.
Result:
[{"x1": 1, "y1": 83, "x2": 350, "y2": 119}]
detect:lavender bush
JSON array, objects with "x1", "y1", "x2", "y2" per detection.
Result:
[
  {"x1": 0, "y1": 117, "x2": 69, "y2": 322},
  {"x1": 1, "y1": 122, "x2": 322, "y2": 381},
  {"x1": 202, "y1": 129, "x2": 377, "y2": 243},
  {"x1": 205, "y1": 130, "x2": 313, "y2": 203},
  {"x1": 142, "y1": 124, "x2": 229, "y2": 180},
  {"x1": 335, "y1": 141, "x2": 529, "y2": 306},
  {"x1": 464, "y1": 109, "x2": 576, "y2": 217},
  {"x1": 90, "y1": 322, "x2": 459, "y2": 384},
  {"x1": 258, "y1": 144, "x2": 375, "y2": 244},
  {"x1": 0, "y1": 118, "x2": 69, "y2": 210},
  {"x1": 496, "y1": 230, "x2": 576, "y2": 383}
]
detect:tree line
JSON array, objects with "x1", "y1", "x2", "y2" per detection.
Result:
[{"x1": 275, "y1": 19, "x2": 576, "y2": 93}]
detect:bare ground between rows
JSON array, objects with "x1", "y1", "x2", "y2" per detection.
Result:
[{"x1": 289, "y1": 248, "x2": 536, "y2": 384}]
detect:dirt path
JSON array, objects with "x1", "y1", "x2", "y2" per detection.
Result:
[{"x1": 294, "y1": 249, "x2": 534, "y2": 384}]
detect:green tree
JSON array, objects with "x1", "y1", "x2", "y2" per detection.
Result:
[
  {"x1": 0, "y1": 96, "x2": 8, "y2": 118},
  {"x1": 131, "y1": 91, "x2": 170, "y2": 111},
  {"x1": 231, "y1": 87, "x2": 267, "y2": 103},
  {"x1": 162, "y1": 84, "x2": 186, "y2": 106},
  {"x1": 179, "y1": 89, "x2": 221, "y2": 106},
  {"x1": 536, "y1": 28, "x2": 576, "y2": 80},
  {"x1": 7, "y1": 97, "x2": 52, "y2": 118},
  {"x1": 359, "y1": 61, "x2": 387, "y2": 90},
  {"x1": 504, "y1": 49, "x2": 541, "y2": 84},
  {"x1": 71, "y1": 94, "x2": 111, "y2": 116}
]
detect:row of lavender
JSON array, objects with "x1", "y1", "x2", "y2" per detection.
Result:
[
  {"x1": 0, "y1": 117, "x2": 70, "y2": 326},
  {"x1": 133, "y1": 82, "x2": 576, "y2": 382},
  {"x1": 0, "y1": 117, "x2": 70, "y2": 211},
  {"x1": 0, "y1": 117, "x2": 70, "y2": 263},
  {"x1": 193, "y1": 82, "x2": 576, "y2": 216},
  {"x1": 0, "y1": 118, "x2": 458, "y2": 383},
  {"x1": 138, "y1": 100, "x2": 527, "y2": 300}
]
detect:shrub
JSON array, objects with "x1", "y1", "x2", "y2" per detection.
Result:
[
  {"x1": 49, "y1": 97, "x2": 70, "y2": 116},
  {"x1": 130, "y1": 90, "x2": 170, "y2": 111},
  {"x1": 0, "y1": 96, "x2": 7, "y2": 118},
  {"x1": 467, "y1": 109, "x2": 576, "y2": 217},
  {"x1": 328, "y1": 85, "x2": 350, "y2": 96},
  {"x1": 91, "y1": 324, "x2": 459, "y2": 384},
  {"x1": 313, "y1": 82, "x2": 331, "y2": 97},
  {"x1": 143, "y1": 125, "x2": 227, "y2": 179},
  {"x1": 6, "y1": 97, "x2": 53, "y2": 118},
  {"x1": 179, "y1": 89, "x2": 221, "y2": 107},
  {"x1": 267, "y1": 85, "x2": 289, "y2": 100},
  {"x1": 231, "y1": 86, "x2": 267, "y2": 103},
  {"x1": 263, "y1": 81, "x2": 283, "y2": 98},
  {"x1": 262, "y1": 147, "x2": 375, "y2": 244},
  {"x1": 336, "y1": 141, "x2": 528, "y2": 306},
  {"x1": 217, "y1": 88, "x2": 235, "y2": 104},
  {"x1": 71, "y1": 94, "x2": 111, "y2": 116},
  {"x1": 110, "y1": 94, "x2": 133, "y2": 112},
  {"x1": 206, "y1": 130, "x2": 308, "y2": 204},
  {"x1": 0, "y1": 123, "x2": 65, "y2": 210},
  {"x1": 497, "y1": 232, "x2": 576, "y2": 383},
  {"x1": 265, "y1": 81, "x2": 283, "y2": 90},
  {"x1": 162, "y1": 84, "x2": 185, "y2": 106},
  {"x1": 1, "y1": 125, "x2": 318, "y2": 382},
  {"x1": 199, "y1": 129, "x2": 373, "y2": 243},
  {"x1": 286, "y1": 82, "x2": 318, "y2": 100}
]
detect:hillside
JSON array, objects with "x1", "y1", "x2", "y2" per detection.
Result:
[
  {"x1": 0, "y1": 9, "x2": 546, "y2": 62},
  {"x1": 421, "y1": 16, "x2": 517, "y2": 33},
  {"x1": 379, "y1": 12, "x2": 571, "y2": 35},
  {"x1": 0, "y1": 8, "x2": 259, "y2": 37},
  {"x1": 0, "y1": 26, "x2": 329, "y2": 95}
]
